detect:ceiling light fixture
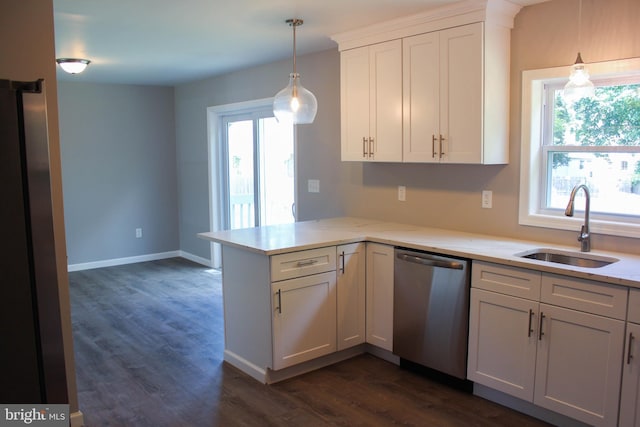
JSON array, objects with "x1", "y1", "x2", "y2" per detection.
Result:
[
  {"x1": 56, "y1": 58, "x2": 91, "y2": 74},
  {"x1": 564, "y1": 0, "x2": 594, "y2": 100},
  {"x1": 273, "y1": 18, "x2": 318, "y2": 124}
]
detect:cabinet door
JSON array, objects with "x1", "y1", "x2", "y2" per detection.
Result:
[
  {"x1": 467, "y1": 289, "x2": 537, "y2": 401},
  {"x1": 337, "y1": 243, "x2": 366, "y2": 350},
  {"x1": 534, "y1": 304, "x2": 624, "y2": 427},
  {"x1": 365, "y1": 243, "x2": 394, "y2": 351},
  {"x1": 369, "y1": 40, "x2": 403, "y2": 162},
  {"x1": 620, "y1": 322, "x2": 640, "y2": 427},
  {"x1": 340, "y1": 41, "x2": 402, "y2": 162},
  {"x1": 403, "y1": 32, "x2": 441, "y2": 163},
  {"x1": 272, "y1": 271, "x2": 337, "y2": 370},
  {"x1": 341, "y1": 46, "x2": 371, "y2": 161},
  {"x1": 440, "y1": 22, "x2": 483, "y2": 163}
]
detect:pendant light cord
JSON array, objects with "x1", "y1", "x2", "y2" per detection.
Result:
[
  {"x1": 292, "y1": 21, "x2": 297, "y2": 74},
  {"x1": 578, "y1": 0, "x2": 583, "y2": 50},
  {"x1": 287, "y1": 19, "x2": 302, "y2": 75}
]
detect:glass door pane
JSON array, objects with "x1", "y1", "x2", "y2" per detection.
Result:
[
  {"x1": 259, "y1": 117, "x2": 295, "y2": 226},
  {"x1": 227, "y1": 119, "x2": 255, "y2": 230}
]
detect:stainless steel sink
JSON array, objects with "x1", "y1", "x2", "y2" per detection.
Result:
[{"x1": 515, "y1": 248, "x2": 619, "y2": 268}]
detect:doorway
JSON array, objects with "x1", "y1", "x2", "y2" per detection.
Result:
[
  {"x1": 223, "y1": 113, "x2": 295, "y2": 230},
  {"x1": 207, "y1": 98, "x2": 296, "y2": 266}
]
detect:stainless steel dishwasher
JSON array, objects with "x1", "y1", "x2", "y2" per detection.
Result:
[{"x1": 393, "y1": 248, "x2": 470, "y2": 380}]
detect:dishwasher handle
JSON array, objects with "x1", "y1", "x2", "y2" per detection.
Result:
[{"x1": 396, "y1": 252, "x2": 464, "y2": 270}]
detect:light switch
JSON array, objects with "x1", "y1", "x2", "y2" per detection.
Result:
[
  {"x1": 308, "y1": 179, "x2": 320, "y2": 193},
  {"x1": 398, "y1": 186, "x2": 406, "y2": 202},
  {"x1": 482, "y1": 191, "x2": 492, "y2": 209}
]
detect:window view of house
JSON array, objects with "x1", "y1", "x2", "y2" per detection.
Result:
[{"x1": 544, "y1": 82, "x2": 640, "y2": 216}]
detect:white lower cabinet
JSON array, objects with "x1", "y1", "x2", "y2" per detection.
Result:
[
  {"x1": 271, "y1": 271, "x2": 337, "y2": 370},
  {"x1": 468, "y1": 261, "x2": 626, "y2": 427},
  {"x1": 365, "y1": 243, "x2": 394, "y2": 351},
  {"x1": 620, "y1": 290, "x2": 640, "y2": 427},
  {"x1": 337, "y1": 243, "x2": 366, "y2": 350},
  {"x1": 533, "y1": 303, "x2": 624, "y2": 427},
  {"x1": 468, "y1": 288, "x2": 537, "y2": 401}
]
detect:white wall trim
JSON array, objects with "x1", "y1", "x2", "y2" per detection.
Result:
[
  {"x1": 67, "y1": 251, "x2": 180, "y2": 272},
  {"x1": 69, "y1": 410, "x2": 84, "y2": 427},
  {"x1": 206, "y1": 97, "x2": 274, "y2": 269},
  {"x1": 179, "y1": 250, "x2": 214, "y2": 268},
  {"x1": 67, "y1": 251, "x2": 214, "y2": 272}
]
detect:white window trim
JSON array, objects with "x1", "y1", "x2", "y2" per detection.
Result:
[
  {"x1": 206, "y1": 98, "x2": 275, "y2": 267},
  {"x1": 519, "y1": 57, "x2": 640, "y2": 239}
]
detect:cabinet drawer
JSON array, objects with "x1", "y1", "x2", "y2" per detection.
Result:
[
  {"x1": 629, "y1": 289, "x2": 640, "y2": 324},
  {"x1": 271, "y1": 246, "x2": 337, "y2": 282},
  {"x1": 541, "y1": 273, "x2": 628, "y2": 320},
  {"x1": 471, "y1": 261, "x2": 541, "y2": 300}
]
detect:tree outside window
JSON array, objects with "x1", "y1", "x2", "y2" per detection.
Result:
[{"x1": 545, "y1": 82, "x2": 640, "y2": 215}]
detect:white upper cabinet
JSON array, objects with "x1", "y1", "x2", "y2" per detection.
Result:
[
  {"x1": 332, "y1": 0, "x2": 519, "y2": 164},
  {"x1": 404, "y1": 23, "x2": 484, "y2": 163},
  {"x1": 340, "y1": 40, "x2": 403, "y2": 162}
]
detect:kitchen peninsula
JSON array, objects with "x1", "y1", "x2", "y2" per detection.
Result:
[{"x1": 199, "y1": 217, "x2": 640, "y2": 427}]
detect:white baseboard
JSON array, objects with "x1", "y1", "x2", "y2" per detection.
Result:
[
  {"x1": 223, "y1": 350, "x2": 269, "y2": 383},
  {"x1": 178, "y1": 250, "x2": 213, "y2": 268},
  {"x1": 67, "y1": 251, "x2": 214, "y2": 272},
  {"x1": 68, "y1": 251, "x2": 180, "y2": 272},
  {"x1": 69, "y1": 410, "x2": 84, "y2": 427}
]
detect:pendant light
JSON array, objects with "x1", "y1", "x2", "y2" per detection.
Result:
[
  {"x1": 56, "y1": 58, "x2": 91, "y2": 74},
  {"x1": 564, "y1": 0, "x2": 594, "y2": 100},
  {"x1": 273, "y1": 19, "x2": 318, "y2": 124}
]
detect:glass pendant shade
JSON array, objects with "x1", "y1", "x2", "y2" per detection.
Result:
[
  {"x1": 56, "y1": 58, "x2": 90, "y2": 74},
  {"x1": 273, "y1": 18, "x2": 318, "y2": 124},
  {"x1": 564, "y1": 52, "x2": 595, "y2": 101},
  {"x1": 273, "y1": 73, "x2": 318, "y2": 124}
]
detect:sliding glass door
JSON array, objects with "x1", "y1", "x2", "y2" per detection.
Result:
[{"x1": 222, "y1": 110, "x2": 294, "y2": 230}]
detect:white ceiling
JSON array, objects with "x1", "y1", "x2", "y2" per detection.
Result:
[{"x1": 53, "y1": 0, "x2": 545, "y2": 86}]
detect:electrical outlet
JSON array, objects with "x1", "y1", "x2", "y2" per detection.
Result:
[
  {"x1": 308, "y1": 179, "x2": 320, "y2": 193},
  {"x1": 398, "y1": 186, "x2": 406, "y2": 202},
  {"x1": 135, "y1": 228, "x2": 143, "y2": 238},
  {"x1": 482, "y1": 191, "x2": 492, "y2": 209}
]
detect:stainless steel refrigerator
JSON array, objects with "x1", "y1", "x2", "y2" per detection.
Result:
[{"x1": 0, "y1": 79, "x2": 68, "y2": 403}]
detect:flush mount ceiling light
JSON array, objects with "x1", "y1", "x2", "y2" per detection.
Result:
[
  {"x1": 564, "y1": 0, "x2": 594, "y2": 100},
  {"x1": 56, "y1": 58, "x2": 91, "y2": 74},
  {"x1": 273, "y1": 18, "x2": 318, "y2": 125}
]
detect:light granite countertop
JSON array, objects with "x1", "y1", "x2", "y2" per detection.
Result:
[{"x1": 198, "y1": 217, "x2": 640, "y2": 289}]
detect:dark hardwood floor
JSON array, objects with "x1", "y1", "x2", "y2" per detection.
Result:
[{"x1": 69, "y1": 257, "x2": 551, "y2": 427}]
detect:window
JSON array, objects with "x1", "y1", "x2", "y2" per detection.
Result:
[{"x1": 520, "y1": 58, "x2": 640, "y2": 238}]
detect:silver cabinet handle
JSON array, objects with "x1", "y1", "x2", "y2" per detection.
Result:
[
  {"x1": 339, "y1": 251, "x2": 345, "y2": 274},
  {"x1": 362, "y1": 137, "x2": 367, "y2": 158},
  {"x1": 432, "y1": 134, "x2": 437, "y2": 158},
  {"x1": 538, "y1": 312, "x2": 545, "y2": 340},
  {"x1": 369, "y1": 137, "x2": 374, "y2": 158},
  {"x1": 296, "y1": 259, "x2": 318, "y2": 267},
  {"x1": 276, "y1": 289, "x2": 282, "y2": 314},
  {"x1": 439, "y1": 134, "x2": 445, "y2": 158},
  {"x1": 528, "y1": 309, "x2": 534, "y2": 337},
  {"x1": 628, "y1": 332, "x2": 635, "y2": 364}
]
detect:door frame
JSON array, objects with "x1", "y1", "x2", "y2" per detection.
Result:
[{"x1": 206, "y1": 98, "x2": 297, "y2": 267}]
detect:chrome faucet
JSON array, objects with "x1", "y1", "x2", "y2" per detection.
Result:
[{"x1": 564, "y1": 184, "x2": 591, "y2": 252}]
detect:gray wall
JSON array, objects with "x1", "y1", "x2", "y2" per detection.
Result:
[
  {"x1": 60, "y1": 0, "x2": 640, "y2": 266},
  {"x1": 175, "y1": 48, "x2": 346, "y2": 260},
  {"x1": 58, "y1": 82, "x2": 179, "y2": 266}
]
